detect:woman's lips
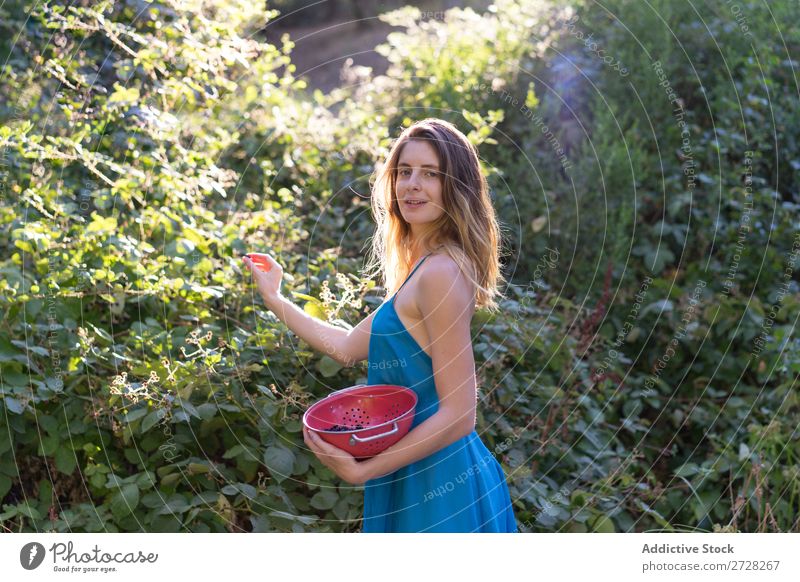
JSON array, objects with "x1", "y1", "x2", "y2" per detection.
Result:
[{"x1": 403, "y1": 200, "x2": 428, "y2": 209}]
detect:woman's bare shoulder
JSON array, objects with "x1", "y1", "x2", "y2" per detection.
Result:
[{"x1": 417, "y1": 253, "x2": 476, "y2": 312}]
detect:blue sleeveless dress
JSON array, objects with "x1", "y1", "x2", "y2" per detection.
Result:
[{"x1": 362, "y1": 253, "x2": 518, "y2": 533}]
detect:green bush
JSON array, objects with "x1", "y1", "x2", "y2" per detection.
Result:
[
  {"x1": 364, "y1": 0, "x2": 799, "y2": 532},
  {"x1": 0, "y1": 0, "x2": 375, "y2": 532}
]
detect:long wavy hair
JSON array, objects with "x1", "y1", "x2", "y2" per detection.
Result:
[{"x1": 366, "y1": 118, "x2": 505, "y2": 312}]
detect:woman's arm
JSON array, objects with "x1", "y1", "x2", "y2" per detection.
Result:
[
  {"x1": 264, "y1": 294, "x2": 377, "y2": 367},
  {"x1": 360, "y1": 257, "x2": 478, "y2": 482},
  {"x1": 244, "y1": 254, "x2": 374, "y2": 367}
]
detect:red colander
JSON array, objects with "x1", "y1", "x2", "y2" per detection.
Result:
[{"x1": 302, "y1": 384, "x2": 417, "y2": 460}]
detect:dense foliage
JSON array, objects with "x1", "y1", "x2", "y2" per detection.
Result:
[{"x1": 1, "y1": 0, "x2": 797, "y2": 532}]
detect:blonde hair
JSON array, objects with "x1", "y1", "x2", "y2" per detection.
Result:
[{"x1": 366, "y1": 118, "x2": 505, "y2": 312}]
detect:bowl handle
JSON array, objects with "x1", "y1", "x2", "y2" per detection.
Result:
[
  {"x1": 349, "y1": 422, "x2": 398, "y2": 445},
  {"x1": 325, "y1": 384, "x2": 365, "y2": 398}
]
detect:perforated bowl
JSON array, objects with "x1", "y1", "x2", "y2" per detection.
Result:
[{"x1": 302, "y1": 384, "x2": 417, "y2": 460}]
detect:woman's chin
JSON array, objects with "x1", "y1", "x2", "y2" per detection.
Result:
[{"x1": 402, "y1": 213, "x2": 440, "y2": 225}]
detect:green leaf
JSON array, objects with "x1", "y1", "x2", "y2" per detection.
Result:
[
  {"x1": 39, "y1": 415, "x2": 58, "y2": 435},
  {"x1": 292, "y1": 452, "x2": 310, "y2": 475},
  {"x1": 157, "y1": 495, "x2": 190, "y2": 514},
  {"x1": 160, "y1": 473, "x2": 181, "y2": 488},
  {"x1": 738, "y1": 443, "x2": 750, "y2": 461},
  {"x1": 123, "y1": 407, "x2": 148, "y2": 423},
  {"x1": 332, "y1": 498, "x2": 350, "y2": 520},
  {"x1": 0, "y1": 475, "x2": 11, "y2": 498},
  {"x1": 269, "y1": 510, "x2": 318, "y2": 526},
  {"x1": 222, "y1": 483, "x2": 258, "y2": 500},
  {"x1": 250, "y1": 515, "x2": 272, "y2": 532},
  {"x1": 303, "y1": 300, "x2": 327, "y2": 320},
  {"x1": 284, "y1": 419, "x2": 303, "y2": 433},
  {"x1": 317, "y1": 355, "x2": 342, "y2": 377},
  {"x1": 54, "y1": 447, "x2": 77, "y2": 475},
  {"x1": 0, "y1": 457, "x2": 22, "y2": 478},
  {"x1": 590, "y1": 514, "x2": 615, "y2": 533},
  {"x1": 461, "y1": 109, "x2": 484, "y2": 129},
  {"x1": 110, "y1": 483, "x2": 140, "y2": 518},
  {"x1": 11, "y1": 339, "x2": 49, "y2": 356},
  {"x1": 16, "y1": 504, "x2": 42, "y2": 520},
  {"x1": 86, "y1": 215, "x2": 119, "y2": 235},
  {"x1": 141, "y1": 409, "x2": 167, "y2": 433},
  {"x1": 309, "y1": 488, "x2": 338, "y2": 510},
  {"x1": 0, "y1": 507, "x2": 18, "y2": 521},
  {"x1": 674, "y1": 463, "x2": 699, "y2": 478},
  {"x1": 290, "y1": 292, "x2": 318, "y2": 302},
  {"x1": 107, "y1": 84, "x2": 140, "y2": 107},
  {"x1": 263, "y1": 445, "x2": 295, "y2": 483},
  {"x1": 38, "y1": 435, "x2": 59, "y2": 456},
  {"x1": 221, "y1": 484, "x2": 239, "y2": 496},
  {"x1": 637, "y1": 500, "x2": 672, "y2": 530},
  {"x1": 0, "y1": 337, "x2": 23, "y2": 362},
  {"x1": 187, "y1": 462, "x2": 210, "y2": 474},
  {"x1": 640, "y1": 299, "x2": 674, "y2": 317},
  {"x1": 3, "y1": 397, "x2": 25, "y2": 414},
  {"x1": 187, "y1": 283, "x2": 225, "y2": 298},
  {"x1": 239, "y1": 483, "x2": 258, "y2": 499},
  {"x1": 180, "y1": 400, "x2": 201, "y2": 419},
  {"x1": 223, "y1": 444, "x2": 246, "y2": 459},
  {"x1": 0, "y1": 430, "x2": 10, "y2": 455}
]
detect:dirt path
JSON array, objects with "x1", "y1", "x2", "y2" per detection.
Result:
[
  {"x1": 263, "y1": 1, "x2": 486, "y2": 93},
  {"x1": 265, "y1": 17, "x2": 395, "y2": 94}
]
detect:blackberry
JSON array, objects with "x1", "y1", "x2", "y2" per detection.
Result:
[{"x1": 326, "y1": 424, "x2": 365, "y2": 431}]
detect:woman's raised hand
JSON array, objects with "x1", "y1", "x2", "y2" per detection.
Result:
[{"x1": 242, "y1": 252, "x2": 284, "y2": 303}]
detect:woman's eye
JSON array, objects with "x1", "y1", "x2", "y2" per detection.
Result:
[{"x1": 397, "y1": 168, "x2": 439, "y2": 178}]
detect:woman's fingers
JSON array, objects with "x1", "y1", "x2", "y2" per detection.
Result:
[
  {"x1": 263, "y1": 253, "x2": 280, "y2": 270},
  {"x1": 304, "y1": 427, "x2": 321, "y2": 454},
  {"x1": 305, "y1": 428, "x2": 337, "y2": 461},
  {"x1": 243, "y1": 253, "x2": 278, "y2": 273},
  {"x1": 304, "y1": 429, "x2": 333, "y2": 470},
  {"x1": 307, "y1": 431, "x2": 349, "y2": 460},
  {"x1": 243, "y1": 256, "x2": 268, "y2": 289},
  {"x1": 241, "y1": 253, "x2": 281, "y2": 301}
]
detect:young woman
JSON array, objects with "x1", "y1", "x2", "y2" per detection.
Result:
[{"x1": 243, "y1": 118, "x2": 518, "y2": 533}]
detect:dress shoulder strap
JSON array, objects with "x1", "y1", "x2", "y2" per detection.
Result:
[{"x1": 392, "y1": 252, "x2": 433, "y2": 304}]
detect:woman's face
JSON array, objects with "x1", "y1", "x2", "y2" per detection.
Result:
[{"x1": 395, "y1": 139, "x2": 445, "y2": 235}]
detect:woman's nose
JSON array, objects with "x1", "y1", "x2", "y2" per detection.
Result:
[{"x1": 407, "y1": 170, "x2": 421, "y2": 190}]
